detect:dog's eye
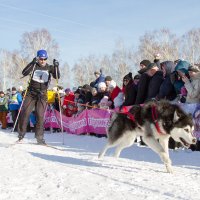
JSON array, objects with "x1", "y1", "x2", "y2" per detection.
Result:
[{"x1": 184, "y1": 128, "x2": 189, "y2": 132}]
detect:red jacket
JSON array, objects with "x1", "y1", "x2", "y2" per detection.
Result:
[
  {"x1": 63, "y1": 92, "x2": 76, "y2": 117},
  {"x1": 110, "y1": 86, "x2": 121, "y2": 101},
  {"x1": 63, "y1": 92, "x2": 75, "y2": 106}
]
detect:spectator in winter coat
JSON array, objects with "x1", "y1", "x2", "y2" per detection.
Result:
[
  {"x1": 99, "y1": 96, "x2": 112, "y2": 109},
  {"x1": 121, "y1": 72, "x2": 138, "y2": 106},
  {"x1": 107, "y1": 80, "x2": 124, "y2": 108},
  {"x1": 62, "y1": 88, "x2": 76, "y2": 117},
  {"x1": 97, "y1": 82, "x2": 109, "y2": 99},
  {"x1": 170, "y1": 60, "x2": 190, "y2": 94},
  {"x1": 81, "y1": 84, "x2": 92, "y2": 105},
  {"x1": 156, "y1": 61, "x2": 177, "y2": 101},
  {"x1": 9, "y1": 87, "x2": 22, "y2": 131},
  {"x1": 135, "y1": 60, "x2": 151, "y2": 105},
  {"x1": 90, "y1": 87, "x2": 102, "y2": 107},
  {"x1": 145, "y1": 63, "x2": 164, "y2": 101},
  {"x1": 182, "y1": 65, "x2": 200, "y2": 103},
  {"x1": 91, "y1": 69, "x2": 105, "y2": 88},
  {"x1": 0, "y1": 91, "x2": 8, "y2": 129}
]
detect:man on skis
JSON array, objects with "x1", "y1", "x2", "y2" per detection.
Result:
[{"x1": 17, "y1": 49, "x2": 60, "y2": 144}]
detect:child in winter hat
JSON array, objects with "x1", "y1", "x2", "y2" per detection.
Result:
[{"x1": 99, "y1": 96, "x2": 112, "y2": 109}]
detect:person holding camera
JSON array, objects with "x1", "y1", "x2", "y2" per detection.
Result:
[
  {"x1": 17, "y1": 49, "x2": 60, "y2": 144},
  {"x1": 170, "y1": 60, "x2": 191, "y2": 103},
  {"x1": 182, "y1": 65, "x2": 200, "y2": 103}
]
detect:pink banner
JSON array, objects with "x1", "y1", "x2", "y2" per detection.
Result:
[
  {"x1": 44, "y1": 108, "x2": 111, "y2": 135},
  {"x1": 87, "y1": 109, "x2": 111, "y2": 134}
]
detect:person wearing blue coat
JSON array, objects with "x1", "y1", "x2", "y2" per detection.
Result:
[{"x1": 9, "y1": 87, "x2": 22, "y2": 131}]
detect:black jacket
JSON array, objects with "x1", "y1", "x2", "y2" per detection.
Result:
[
  {"x1": 123, "y1": 81, "x2": 138, "y2": 106},
  {"x1": 156, "y1": 76, "x2": 177, "y2": 101},
  {"x1": 22, "y1": 61, "x2": 60, "y2": 92},
  {"x1": 135, "y1": 73, "x2": 150, "y2": 105},
  {"x1": 146, "y1": 71, "x2": 164, "y2": 101}
]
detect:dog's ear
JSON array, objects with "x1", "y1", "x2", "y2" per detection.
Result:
[{"x1": 173, "y1": 110, "x2": 180, "y2": 123}]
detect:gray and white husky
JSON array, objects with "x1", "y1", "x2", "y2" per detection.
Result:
[{"x1": 98, "y1": 100, "x2": 196, "y2": 173}]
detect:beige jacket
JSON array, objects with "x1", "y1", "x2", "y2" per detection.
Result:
[{"x1": 185, "y1": 72, "x2": 200, "y2": 103}]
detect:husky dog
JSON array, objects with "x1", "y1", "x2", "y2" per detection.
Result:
[{"x1": 98, "y1": 100, "x2": 196, "y2": 173}]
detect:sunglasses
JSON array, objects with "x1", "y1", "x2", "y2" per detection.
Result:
[{"x1": 39, "y1": 58, "x2": 47, "y2": 61}]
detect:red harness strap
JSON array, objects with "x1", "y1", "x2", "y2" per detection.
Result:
[
  {"x1": 121, "y1": 106, "x2": 135, "y2": 122},
  {"x1": 151, "y1": 105, "x2": 165, "y2": 135}
]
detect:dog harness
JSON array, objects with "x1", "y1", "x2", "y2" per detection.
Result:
[
  {"x1": 151, "y1": 105, "x2": 166, "y2": 135},
  {"x1": 121, "y1": 106, "x2": 135, "y2": 122}
]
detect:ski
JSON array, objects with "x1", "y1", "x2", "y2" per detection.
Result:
[
  {"x1": 29, "y1": 142, "x2": 66, "y2": 151},
  {"x1": 0, "y1": 141, "x2": 66, "y2": 151}
]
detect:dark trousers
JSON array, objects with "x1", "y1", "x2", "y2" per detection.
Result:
[
  {"x1": 0, "y1": 111, "x2": 8, "y2": 129},
  {"x1": 18, "y1": 93, "x2": 47, "y2": 141},
  {"x1": 11, "y1": 110, "x2": 19, "y2": 131}
]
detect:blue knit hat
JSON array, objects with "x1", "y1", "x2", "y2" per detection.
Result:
[{"x1": 37, "y1": 49, "x2": 48, "y2": 58}]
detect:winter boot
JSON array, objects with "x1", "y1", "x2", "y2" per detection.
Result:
[
  {"x1": 16, "y1": 135, "x2": 24, "y2": 143},
  {"x1": 37, "y1": 139, "x2": 46, "y2": 145}
]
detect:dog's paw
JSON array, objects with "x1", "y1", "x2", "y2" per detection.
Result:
[{"x1": 166, "y1": 164, "x2": 173, "y2": 174}]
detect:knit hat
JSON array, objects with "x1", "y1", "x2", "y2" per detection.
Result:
[
  {"x1": 105, "y1": 76, "x2": 112, "y2": 81},
  {"x1": 37, "y1": 49, "x2": 48, "y2": 58},
  {"x1": 140, "y1": 62, "x2": 158, "y2": 73},
  {"x1": 123, "y1": 72, "x2": 133, "y2": 81},
  {"x1": 140, "y1": 60, "x2": 151, "y2": 67},
  {"x1": 188, "y1": 65, "x2": 200, "y2": 73},
  {"x1": 138, "y1": 60, "x2": 151, "y2": 74},
  {"x1": 65, "y1": 88, "x2": 71, "y2": 93}
]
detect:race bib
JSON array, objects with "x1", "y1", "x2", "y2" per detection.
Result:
[
  {"x1": 32, "y1": 70, "x2": 49, "y2": 83},
  {"x1": 0, "y1": 98, "x2": 4, "y2": 103}
]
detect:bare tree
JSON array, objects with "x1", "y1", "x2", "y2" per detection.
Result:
[
  {"x1": 20, "y1": 28, "x2": 59, "y2": 61},
  {"x1": 72, "y1": 40, "x2": 136, "y2": 88},
  {"x1": 181, "y1": 28, "x2": 200, "y2": 65},
  {"x1": 0, "y1": 49, "x2": 14, "y2": 91},
  {"x1": 11, "y1": 50, "x2": 29, "y2": 87},
  {"x1": 136, "y1": 28, "x2": 180, "y2": 64},
  {"x1": 111, "y1": 40, "x2": 135, "y2": 86},
  {"x1": 72, "y1": 55, "x2": 101, "y2": 86}
]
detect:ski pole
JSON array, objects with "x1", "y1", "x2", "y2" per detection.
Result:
[
  {"x1": 54, "y1": 59, "x2": 64, "y2": 144},
  {"x1": 11, "y1": 62, "x2": 37, "y2": 133}
]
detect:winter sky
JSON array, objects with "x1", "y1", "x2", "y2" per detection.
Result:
[{"x1": 0, "y1": 0, "x2": 200, "y2": 65}]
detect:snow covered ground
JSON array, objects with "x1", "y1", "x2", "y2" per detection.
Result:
[{"x1": 0, "y1": 130, "x2": 200, "y2": 200}]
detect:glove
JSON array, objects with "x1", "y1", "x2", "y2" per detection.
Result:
[
  {"x1": 53, "y1": 59, "x2": 59, "y2": 68},
  {"x1": 32, "y1": 57, "x2": 38, "y2": 64}
]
